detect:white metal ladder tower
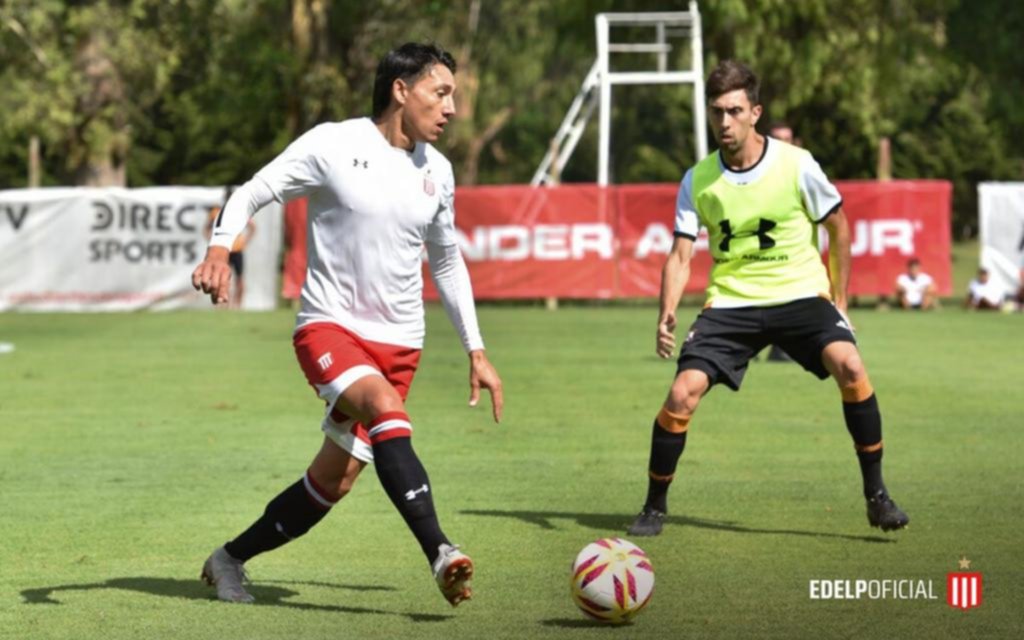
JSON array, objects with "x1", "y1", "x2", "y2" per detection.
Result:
[{"x1": 531, "y1": 1, "x2": 707, "y2": 187}]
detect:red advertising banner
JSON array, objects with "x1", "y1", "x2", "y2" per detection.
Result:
[
  {"x1": 614, "y1": 184, "x2": 713, "y2": 297},
  {"x1": 284, "y1": 180, "x2": 952, "y2": 301},
  {"x1": 838, "y1": 180, "x2": 952, "y2": 296},
  {"x1": 435, "y1": 185, "x2": 618, "y2": 299}
]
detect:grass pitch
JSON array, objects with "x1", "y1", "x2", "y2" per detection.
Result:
[{"x1": 1, "y1": 305, "x2": 1021, "y2": 639}]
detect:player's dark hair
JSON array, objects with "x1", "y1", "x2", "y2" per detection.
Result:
[
  {"x1": 706, "y1": 60, "x2": 760, "y2": 105},
  {"x1": 907, "y1": 257, "x2": 920, "y2": 267},
  {"x1": 373, "y1": 42, "x2": 456, "y2": 118}
]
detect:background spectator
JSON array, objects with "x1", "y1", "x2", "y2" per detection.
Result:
[
  {"x1": 965, "y1": 268, "x2": 1004, "y2": 310},
  {"x1": 895, "y1": 258, "x2": 937, "y2": 310}
]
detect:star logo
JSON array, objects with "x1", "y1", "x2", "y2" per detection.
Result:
[{"x1": 947, "y1": 556, "x2": 982, "y2": 610}]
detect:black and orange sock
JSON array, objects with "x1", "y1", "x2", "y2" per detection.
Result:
[
  {"x1": 840, "y1": 377, "x2": 886, "y2": 497},
  {"x1": 224, "y1": 470, "x2": 336, "y2": 562},
  {"x1": 643, "y1": 406, "x2": 690, "y2": 513}
]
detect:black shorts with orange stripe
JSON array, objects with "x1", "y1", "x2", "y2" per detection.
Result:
[{"x1": 676, "y1": 297, "x2": 855, "y2": 390}]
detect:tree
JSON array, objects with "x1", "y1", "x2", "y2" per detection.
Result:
[{"x1": 0, "y1": 0, "x2": 1019, "y2": 236}]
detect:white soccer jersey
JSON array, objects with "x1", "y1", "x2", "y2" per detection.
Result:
[
  {"x1": 211, "y1": 117, "x2": 480, "y2": 350},
  {"x1": 896, "y1": 272, "x2": 933, "y2": 306},
  {"x1": 673, "y1": 138, "x2": 842, "y2": 240}
]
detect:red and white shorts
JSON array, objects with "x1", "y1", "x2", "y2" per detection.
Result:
[{"x1": 293, "y1": 322, "x2": 421, "y2": 463}]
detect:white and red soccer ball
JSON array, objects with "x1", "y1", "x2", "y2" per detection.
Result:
[{"x1": 570, "y1": 537, "x2": 654, "y2": 624}]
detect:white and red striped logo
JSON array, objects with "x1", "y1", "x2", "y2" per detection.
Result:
[{"x1": 946, "y1": 572, "x2": 982, "y2": 610}]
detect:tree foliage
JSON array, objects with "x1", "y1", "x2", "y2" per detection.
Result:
[{"x1": 1, "y1": 0, "x2": 1020, "y2": 234}]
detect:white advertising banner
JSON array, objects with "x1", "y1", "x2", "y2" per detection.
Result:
[
  {"x1": 978, "y1": 182, "x2": 1024, "y2": 299},
  {"x1": 0, "y1": 187, "x2": 281, "y2": 311}
]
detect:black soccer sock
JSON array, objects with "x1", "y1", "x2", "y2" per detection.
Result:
[
  {"x1": 644, "y1": 408, "x2": 690, "y2": 513},
  {"x1": 368, "y1": 412, "x2": 448, "y2": 566},
  {"x1": 224, "y1": 472, "x2": 336, "y2": 563},
  {"x1": 841, "y1": 379, "x2": 886, "y2": 497}
]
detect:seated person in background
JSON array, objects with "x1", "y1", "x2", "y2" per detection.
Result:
[
  {"x1": 964, "y1": 268, "x2": 1004, "y2": 310},
  {"x1": 894, "y1": 258, "x2": 936, "y2": 310}
]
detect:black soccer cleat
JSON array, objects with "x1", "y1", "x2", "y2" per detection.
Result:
[
  {"x1": 627, "y1": 506, "x2": 666, "y2": 537},
  {"x1": 866, "y1": 490, "x2": 909, "y2": 531}
]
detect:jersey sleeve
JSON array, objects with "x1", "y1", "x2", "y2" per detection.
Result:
[
  {"x1": 253, "y1": 124, "x2": 333, "y2": 203},
  {"x1": 426, "y1": 162, "x2": 458, "y2": 247},
  {"x1": 798, "y1": 152, "x2": 843, "y2": 222},
  {"x1": 674, "y1": 169, "x2": 701, "y2": 240},
  {"x1": 209, "y1": 179, "x2": 276, "y2": 250}
]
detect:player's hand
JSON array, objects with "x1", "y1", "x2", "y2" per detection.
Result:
[
  {"x1": 656, "y1": 312, "x2": 677, "y2": 359},
  {"x1": 191, "y1": 246, "x2": 233, "y2": 305},
  {"x1": 468, "y1": 350, "x2": 503, "y2": 423}
]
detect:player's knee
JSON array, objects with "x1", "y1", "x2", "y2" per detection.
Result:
[
  {"x1": 364, "y1": 394, "x2": 405, "y2": 420},
  {"x1": 833, "y1": 352, "x2": 866, "y2": 386},
  {"x1": 665, "y1": 385, "x2": 701, "y2": 416},
  {"x1": 835, "y1": 357, "x2": 873, "y2": 403}
]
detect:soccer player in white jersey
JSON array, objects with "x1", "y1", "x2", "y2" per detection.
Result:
[
  {"x1": 627, "y1": 61, "x2": 908, "y2": 537},
  {"x1": 191, "y1": 42, "x2": 503, "y2": 607}
]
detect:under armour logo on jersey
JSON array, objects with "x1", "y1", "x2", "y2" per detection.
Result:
[
  {"x1": 352, "y1": 158, "x2": 368, "y2": 168},
  {"x1": 317, "y1": 352, "x2": 333, "y2": 371},
  {"x1": 405, "y1": 484, "x2": 429, "y2": 501},
  {"x1": 719, "y1": 218, "x2": 777, "y2": 252}
]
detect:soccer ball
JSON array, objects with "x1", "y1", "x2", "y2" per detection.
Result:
[{"x1": 570, "y1": 537, "x2": 654, "y2": 624}]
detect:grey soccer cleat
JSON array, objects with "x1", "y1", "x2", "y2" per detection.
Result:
[
  {"x1": 627, "y1": 506, "x2": 666, "y2": 537},
  {"x1": 432, "y1": 543, "x2": 474, "y2": 607},
  {"x1": 201, "y1": 546, "x2": 255, "y2": 603},
  {"x1": 866, "y1": 490, "x2": 910, "y2": 531}
]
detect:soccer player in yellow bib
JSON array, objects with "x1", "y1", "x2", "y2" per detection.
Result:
[{"x1": 627, "y1": 61, "x2": 909, "y2": 536}]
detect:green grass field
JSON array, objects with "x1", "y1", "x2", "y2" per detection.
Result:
[{"x1": 2, "y1": 305, "x2": 1022, "y2": 639}]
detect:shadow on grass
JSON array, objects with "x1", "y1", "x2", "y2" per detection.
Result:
[
  {"x1": 461, "y1": 509, "x2": 895, "y2": 544},
  {"x1": 21, "y1": 577, "x2": 451, "y2": 623},
  {"x1": 541, "y1": 617, "x2": 621, "y2": 629}
]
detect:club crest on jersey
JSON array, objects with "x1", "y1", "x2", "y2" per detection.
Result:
[{"x1": 423, "y1": 178, "x2": 435, "y2": 196}]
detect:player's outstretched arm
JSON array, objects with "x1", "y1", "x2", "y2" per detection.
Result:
[
  {"x1": 191, "y1": 246, "x2": 233, "y2": 305},
  {"x1": 657, "y1": 237, "x2": 695, "y2": 359},
  {"x1": 469, "y1": 349, "x2": 503, "y2": 423}
]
